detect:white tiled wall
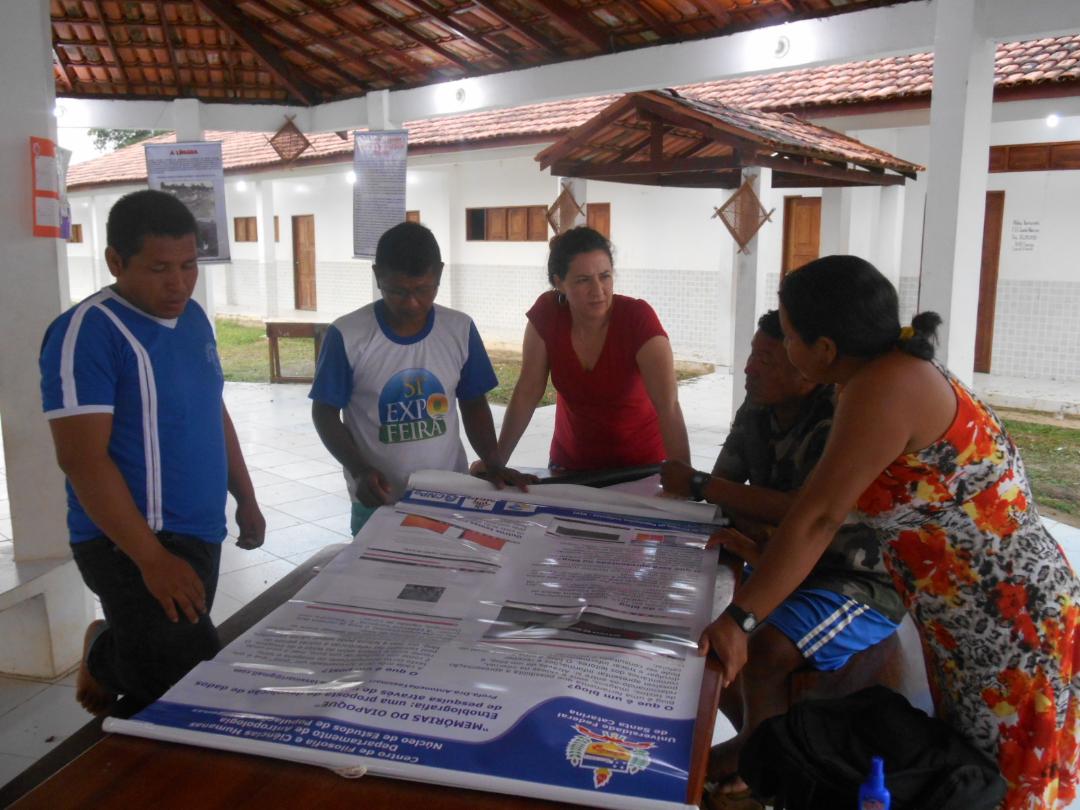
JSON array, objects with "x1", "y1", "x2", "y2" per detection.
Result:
[
  {"x1": 450, "y1": 263, "x2": 725, "y2": 361},
  {"x1": 992, "y1": 279, "x2": 1080, "y2": 381}
]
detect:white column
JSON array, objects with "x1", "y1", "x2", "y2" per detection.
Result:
[
  {"x1": 87, "y1": 193, "x2": 106, "y2": 289},
  {"x1": 0, "y1": 0, "x2": 93, "y2": 678},
  {"x1": 875, "y1": 185, "x2": 906, "y2": 289},
  {"x1": 255, "y1": 178, "x2": 279, "y2": 318},
  {"x1": 171, "y1": 98, "x2": 215, "y2": 319},
  {"x1": 818, "y1": 187, "x2": 849, "y2": 256},
  {"x1": 557, "y1": 177, "x2": 588, "y2": 231},
  {"x1": 917, "y1": 0, "x2": 995, "y2": 383},
  {"x1": 846, "y1": 186, "x2": 880, "y2": 261},
  {"x1": 729, "y1": 167, "x2": 767, "y2": 417}
]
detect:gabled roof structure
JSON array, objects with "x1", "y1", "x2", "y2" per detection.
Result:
[
  {"x1": 50, "y1": 0, "x2": 920, "y2": 105},
  {"x1": 535, "y1": 89, "x2": 921, "y2": 188}
]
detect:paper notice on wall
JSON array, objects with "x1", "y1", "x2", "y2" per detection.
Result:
[
  {"x1": 353, "y1": 130, "x2": 408, "y2": 259},
  {"x1": 145, "y1": 141, "x2": 230, "y2": 262},
  {"x1": 106, "y1": 473, "x2": 729, "y2": 810},
  {"x1": 30, "y1": 137, "x2": 61, "y2": 238},
  {"x1": 1010, "y1": 218, "x2": 1040, "y2": 253}
]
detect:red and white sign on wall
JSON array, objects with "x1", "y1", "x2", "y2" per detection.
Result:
[{"x1": 30, "y1": 136, "x2": 62, "y2": 238}]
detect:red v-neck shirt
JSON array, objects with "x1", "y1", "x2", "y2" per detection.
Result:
[{"x1": 527, "y1": 291, "x2": 668, "y2": 470}]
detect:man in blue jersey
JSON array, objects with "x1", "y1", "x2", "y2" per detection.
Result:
[
  {"x1": 310, "y1": 220, "x2": 529, "y2": 535},
  {"x1": 40, "y1": 190, "x2": 265, "y2": 714}
]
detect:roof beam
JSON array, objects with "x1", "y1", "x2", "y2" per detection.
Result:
[
  {"x1": 155, "y1": 0, "x2": 190, "y2": 97},
  {"x1": 550, "y1": 154, "x2": 741, "y2": 176},
  {"x1": 292, "y1": 0, "x2": 432, "y2": 79},
  {"x1": 245, "y1": 0, "x2": 383, "y2": 88},
  {"x1": 353, "y1": 0, "x2": 475, "y2": 73},
  {"x1": 629, "y1": 0, "x2": 679, "y2": 41},
  {"x1": 537, "y1": 0, "x2": 612, "y2": 52},
  {"x1": 468, "y1": 0, "x2": 559, "y2": 56},
  {"x1": 755, "y1": 153, "x2": 906, "y2": 186},
  {"x1": 90, "y1": 0, "x2": 128, "y2": 90},
  {"x1": 53, "y1": 47, "x2": 77, "y2": 91},
  {"x1": 400, "y1": 0, "x2": 517, "y2": 67},
  {"x1": 196, "y1": 0, "x2": 322, "y2": 105}
]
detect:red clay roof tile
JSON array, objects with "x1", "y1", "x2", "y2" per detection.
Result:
[{"x1": 67, "y1": 34, "x2": 1080, "y2": 189}]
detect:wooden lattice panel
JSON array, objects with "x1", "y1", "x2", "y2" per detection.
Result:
[
  {"x1": 546, "y1": 184, "x2": 585, "y2": 236},
  {"x1": 268, "y1": 117, "x2": 311, "y2": 163},
  {"x1": 714, "y1": 179, "x2": 773, "y2": 252}
]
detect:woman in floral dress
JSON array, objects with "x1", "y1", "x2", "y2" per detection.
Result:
[{"x1": 693, "y1": 255, "x2": 1080, "y2": 809}]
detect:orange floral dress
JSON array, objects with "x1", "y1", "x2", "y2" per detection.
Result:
[{"x1": 855, "y1": 367, "x2": 1080, "y2": 810}]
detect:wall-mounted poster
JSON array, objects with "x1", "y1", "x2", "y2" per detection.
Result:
[
  {"x1": 30, "y1": 137, "x2": 61, "y2": 238},
  {"x1": 145, "y1": 141, "x2": 230, "y2": 262},
  {"x1": 353, "y1": 130, "x2": 408, "y2": 259}
]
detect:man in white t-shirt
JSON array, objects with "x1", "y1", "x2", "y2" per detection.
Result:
[{"x1": 310, "y1": 221, "x2": 528, "y2": 534}]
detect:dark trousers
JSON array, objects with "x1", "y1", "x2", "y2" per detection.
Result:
[{"x1": 72, "y1": 532, "x2": 222, "y2": 708}]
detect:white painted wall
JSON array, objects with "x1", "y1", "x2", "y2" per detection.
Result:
[{"x1": 64, "y1": 103, "x2": 1080, "y2": 377}]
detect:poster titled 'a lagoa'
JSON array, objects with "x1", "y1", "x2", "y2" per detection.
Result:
[{"x1": 106, "y1": 472, "x2": 728, "y2": 810}]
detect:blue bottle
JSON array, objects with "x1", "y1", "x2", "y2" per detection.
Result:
[{"x1": 858, "y1": 756, "x2": 891, "y2": 810}]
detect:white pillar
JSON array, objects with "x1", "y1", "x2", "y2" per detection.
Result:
[
  {"x1": 917, "y1": 0, "x2": 994, "y2": 383},
  {"x1": 255, "y1": 178, "x2": 279, "y2": 318},
  {"x1": 557, "y1": 177, "x2": 588, "y2": 231},
  {"x1": 0, "y1": 0, "x2": 94, "y2": 678},
  {"x1": 875, "y1": 185, "x2": 905, "y2": 288},
  {"x1": 819, "y1": 187, "x2": 849, "y2": 256},
  {"x1": 729, "y1": 167, "x2": 767, "y2": 417},
  {"x1": 171, "y1": 99, "x2": 215, "y2": 320},
  {"x1": 87, "y1": 193, "x2": 106, "y2": 289}
]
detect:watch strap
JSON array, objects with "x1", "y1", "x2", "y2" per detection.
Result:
[
  {"x1": 689, "y1": 471, "x2": 710, "y2": 501},
  {"x1": 723, "y1": 602, "x2": 758, "y2": 633}
]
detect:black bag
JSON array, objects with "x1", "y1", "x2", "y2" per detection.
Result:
[{"x1": 739, "y1": 685, "x2": 1007, "y2": 810}]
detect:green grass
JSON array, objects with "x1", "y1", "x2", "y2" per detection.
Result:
[
  {"x1": 216, "y1": 318, "x2": 713, "y2": 400},
  {"x1": 216, "y1": 319, "x2": 317, "y2": 383},
  {"x1": 1003, "y1": 418, "x2": 1080, "y2": 517}
]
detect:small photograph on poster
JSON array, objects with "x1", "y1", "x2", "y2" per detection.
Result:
[{"x1": 160, "y1": 180, "x2": 219, "y2": 257}]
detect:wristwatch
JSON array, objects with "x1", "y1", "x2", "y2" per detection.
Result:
[
  {"x1": 689, "y1": 470, "x2": 711, "y2": 501},
  {"x1": 723, "y1": 603, "x2": 759, "y2": 634}
]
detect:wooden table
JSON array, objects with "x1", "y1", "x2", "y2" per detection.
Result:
[
  {"x1": 265, "y1": 320, "x2": 328, "y2": 384},
  {"x1": 4, "y1": 512, "x2": 728, "y2": 809}
]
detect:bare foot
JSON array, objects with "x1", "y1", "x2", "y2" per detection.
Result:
[{"x1": 76, "y1": 620, "x2": 116, "y2": 715}]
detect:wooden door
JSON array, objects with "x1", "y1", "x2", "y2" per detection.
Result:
[
  {"x1": 292, "y1": 214, "x2": 316, "y2": 311},
  {"x1": 974, "y1": 191, "x2": 1005, "y2": 373},
  {"x1": 586, "y1": 202, "x2": 610, "y2": 239},
  {"x1": 782, "y1": 196, "x2": 821, "y2": 274}
]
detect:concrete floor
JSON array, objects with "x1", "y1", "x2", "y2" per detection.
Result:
[{"x1": 1, "y1": 368, "x2": 1078, "y2": 801}]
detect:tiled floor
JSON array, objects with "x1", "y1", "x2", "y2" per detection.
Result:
[{"x1": 0, "y1": 369, "x2": 1078, "y2": 800}]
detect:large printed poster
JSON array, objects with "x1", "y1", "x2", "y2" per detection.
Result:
[
  {"x1": 353, "y1": 129, "x2": 408, "y2": 259},
  {"x1": 144, "y1": 141, "x2": 230, "y2": 262},
  {"x1": 107, "y1": 473, "x2": 728, "y2": 810}
]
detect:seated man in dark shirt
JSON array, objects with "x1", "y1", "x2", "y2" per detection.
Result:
[{"x1": 662, "y1": 310, "x2": 904, "y2": 799}]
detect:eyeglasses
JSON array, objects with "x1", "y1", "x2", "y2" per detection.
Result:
[{"x1": 378, "y1": 282, "x2": 440, "y2": 302}]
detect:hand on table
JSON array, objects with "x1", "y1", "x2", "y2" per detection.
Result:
[
  {"x1": 472, "y1": 460, "x2": 538, "y2": 491},
  {"x1": 355, "y1": 466, "x2": 393, "y2": 508},
  {"x1": 699, "y1": 614, "x2": 749, "y2": 688},
  {"x1": 660, "y1": 459, "x2": 695, "y2": 498},
  {"x1": 706, "y1": 527, "x2": 761, "y2": 566}
]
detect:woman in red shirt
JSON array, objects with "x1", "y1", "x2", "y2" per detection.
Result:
[{"x1": 496, "y1": 226, "x2": 690, "y2": 471}]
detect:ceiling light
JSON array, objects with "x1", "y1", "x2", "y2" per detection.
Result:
[{"x1": 1046, "y1": 113, "x2": 1060, "y2": 128}]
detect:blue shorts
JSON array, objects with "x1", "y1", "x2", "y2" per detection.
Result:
[
  {"x1": 765, "y1": 587, "x2": 900, "y2": 672},
  {"x1": 350, "y1": 502, "x2": 378, "y2": 536}
]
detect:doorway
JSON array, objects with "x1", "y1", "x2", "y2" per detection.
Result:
[
  {"x1": 292, "y1": 214, "x2": 316, "y2": 311},
  {"x1": 974, "y1": 191, "x2": 1005, "y2": 373},
  {"x1": 782, "y1": 196, "x2": 821, "y2": 274}
]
